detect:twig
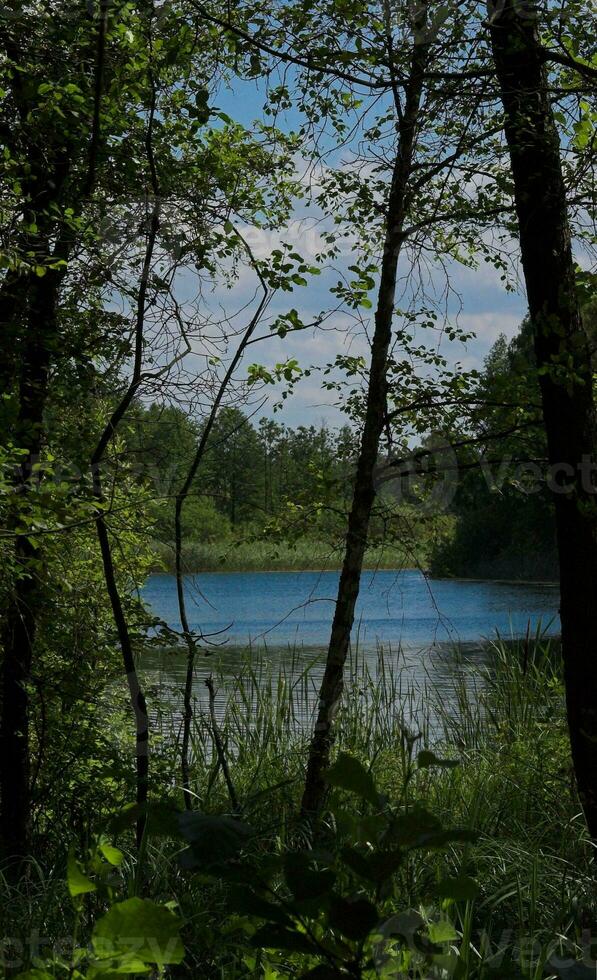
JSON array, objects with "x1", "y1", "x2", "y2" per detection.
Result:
[{"x1": 205, "y1": 676, "x2": 239, "y2": 812}]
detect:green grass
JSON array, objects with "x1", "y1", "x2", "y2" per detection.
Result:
[
  {"x1": 153, "y1": 635, "x2": 594, "y2": 977},
  {"x1": 150, "y1": 536, "x2": 428, "y2": 573},
  {"x1": 2, "y1": 633, "x2": 594, "y2": 978}
]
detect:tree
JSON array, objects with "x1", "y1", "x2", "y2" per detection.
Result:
[
  {"x1": 430, "y1": 325, "x2": 555, "y2": 580},
  {"x1": 291, "y1": 0, "x2": 505, "y2": 815},
  {"x1": 0, "y1": 0, "x2": 301, "y2": 858},
  {"x1": 0, "y1": 0, "x2": 110, "y2": 859},
  {"x1": 488, "y1": 0, "x2": 597, "y2": 835}
]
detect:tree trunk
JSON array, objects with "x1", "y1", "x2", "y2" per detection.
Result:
[
  {"x1": 0, "y1": 269, "x2": 58, "y2": 859},
  {"x1": 489, "y1": 0, "x2": 597, "y2": 836},
  {"x1": 95, "y1": 508, "x2": 150, "y2": 848},
  {"x1": 300, "y1": 17, "x2": 430, "y2": 817},
  {"x1": 176, "y1": 283, "x2": 267, "y2": 808}
]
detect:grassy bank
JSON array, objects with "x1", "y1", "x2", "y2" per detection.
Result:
[
  {"x1": 151, "y1": 536, "x2": 428, "y2": 573},
  {"x1": 2, "y1": 634, "x2": 594, "y2": 978}
]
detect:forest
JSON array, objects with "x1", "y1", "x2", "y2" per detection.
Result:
[{"x1": 0, "y1": 0, "x2": 596, "y2": 977}]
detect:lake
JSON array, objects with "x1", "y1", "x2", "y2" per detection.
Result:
[
  {"x1": 141, "y1": 570, "x2": 560, "y2": 729},
  {"x1": 142, "y1": 568, "x2": 559, "y2": 650}
]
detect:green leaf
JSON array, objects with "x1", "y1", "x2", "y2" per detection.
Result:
[
  {"x1": 227, "y1": 885, "x2": 293, "y2": 926},
  {"x1": 178, "y1": 813, "x2": 253, "y2": 869},
  {"x1": 251, "y1": 924, "x2": 317, "y2": 954},
  {"x1": 67, "y1": 846, "x2": 96, "y2": 897},
  {"x1": 324, "y1": 753, "x2": 380, "y2": 805},
  {"x1": 341, "y1": 846, "x2": 402, "y2": 883},
  {"x1": 99, "y1": 842, "x2": 124, "y2": 866},
  {"x1": 388, "y1": 806, "x2": 442, "y2": 846},
  {"x1": 301, "y1": 968, "x2": 346, "y2": 979},
  {"x1": 427, "y1": 919, "x2": 459, "y2": 943},
  {"x1": 388, "y1": 808, "x2": 476, "y2": 849},
  {"x1": 86, "y1": 951, "x2": 152, "y2": 977},
  {"x1": 284, "y1": 853, "x2": 336, "y2": 902},
  {"x1": 13, "y1": 971, "x2": 54, "y2": 980},
  {"x1": 92, "y1": 898, "x2": 184, "y2": 967},
  {"x1": 435, "y1": 875, "x2": 479, "y2": 902}
]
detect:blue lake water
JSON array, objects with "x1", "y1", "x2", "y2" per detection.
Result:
[
  {"x1": 142, "y1": 569, "x2": 559, "y2": 651},
  {"x1": 141, "y1": 570, "x2": 560, "y2": 729}
]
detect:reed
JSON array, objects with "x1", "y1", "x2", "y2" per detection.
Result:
[{"x1": 2, "y1": 631, "x2": 594, "y2": 979}]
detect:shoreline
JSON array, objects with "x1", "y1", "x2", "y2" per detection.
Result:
[{"x1": 148, "y1": 565, "x2": 559, "y2": 586}]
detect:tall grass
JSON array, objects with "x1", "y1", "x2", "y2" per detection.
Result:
[
  {"x1": 2, "y1": 633, "x2": 595, "y2": 978},
  {"x1": 150, "y1": 537, "x2": 426, "y2": 573},
  {"x1": 136, "y1": 633, "x2": 593, "y2": 973}
]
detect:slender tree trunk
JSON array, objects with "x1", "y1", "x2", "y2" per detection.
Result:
[
  {"x1": 176, "y1": 275, "x2": 268, "y2": 808},
  {"x1": 89, "y1": 201, "x2": 159, "y2": 848},
  {"x1": 94, "y1": 504, "x2": 150, "y2": 847},
  {"x1": 301, "y1": 17, "x2": 430, "y2": 817},
  {"x1": 489, "y1": 0, "x2": 597, "y2": 836}
]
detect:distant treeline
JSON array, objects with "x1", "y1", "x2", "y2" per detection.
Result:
[{"x1": 127, "y1": 320, "x2": 559, "y2": 580}]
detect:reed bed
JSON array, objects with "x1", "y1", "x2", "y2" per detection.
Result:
[{"x1": 2, "y1": 631, "x2": 595, "y2": 978}]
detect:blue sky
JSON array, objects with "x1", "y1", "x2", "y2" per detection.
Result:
[{"x1": 204, "y1": 75, "x2": 528, "y2": 428}]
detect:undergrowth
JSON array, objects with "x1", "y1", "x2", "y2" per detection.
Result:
[{"x1": 2, "y1": 633, "x2": 595, "y2": 979}]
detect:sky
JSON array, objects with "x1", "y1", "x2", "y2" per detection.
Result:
[{"x1": 185, "y1": 74, "x2": 528, "y2": 429}]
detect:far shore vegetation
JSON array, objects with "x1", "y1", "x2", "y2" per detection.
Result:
[{"x1": 141, "y1": 323, "x2": 559, "y2": 581}]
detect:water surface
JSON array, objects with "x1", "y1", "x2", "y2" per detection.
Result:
[{"x1": 142, "y1": 568, "x2": 559, "y2": 651}]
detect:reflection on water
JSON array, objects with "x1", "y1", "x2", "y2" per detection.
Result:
[
  {"x1": 141, "y1": 568, "x2": 559, "y2": 733},
  {"x1": 142, "y1": 568, "x2": 559, "y2": 649},
  {"x1": 142, "y1": 639, "x2": 492, "y2": 738}
]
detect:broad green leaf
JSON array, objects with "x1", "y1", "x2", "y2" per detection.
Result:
[
  {"x1": 341, "y1": 846, "x2": 402, "y2": 883},
  {"x1": 328, "y1": 896, "x2": 379, "y2": 940},
  {"x1": 251, "y1": 923, "x2": 317, "y2": 954},
  {"x1": 178, "y1": 813, "x2": 253, "y2": 869},
  {"x1": 92, "y1": 898, "x2": 184, "y2": 967},
  {"x1": 99, "y1": 842, "x2": 124, "y2": 867},
  {"x1": 388, "y1": 806, "x2": 442, "y2": 846},
  {"x1": 227, "y1": 886, "x2": 293, "y2": 927},
  {"x1": 86, "y1": 952, "x2": 152, "y2": 977},
  {"x1": 428, "y1": 920, "x2": 459, "y2": 943},
  {"x1": 324, "y1": 753, "x2": 380, "y2": 805},
  {"x1": 67, "y1": 846, "x2": 97, "y2": 897},
  {"x1": 436, "y1": 875, "x2": 479, "y2": 901},
  {"x1": 284, "y1": 853, "x2": 336, "y2": 902}
]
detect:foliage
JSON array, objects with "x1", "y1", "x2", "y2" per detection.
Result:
[
  {"x1": 430, "y1": 324, "x2": 557, "y2": 580},
  {"x1": 4, "y1": 635, "x2": 593, "y2": 978},
  {"x1": 13, "y1": 837, "x2": 184, "y2": 979}
]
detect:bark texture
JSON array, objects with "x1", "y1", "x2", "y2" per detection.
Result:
[
  {"x1": 301, "y1": 20, "x2": 430, "y2": 817},
  {"x1": 489, "y1": 0, "x2": 597, "y2": 836}
]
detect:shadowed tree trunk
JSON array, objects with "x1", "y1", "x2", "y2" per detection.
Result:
[
  {"x1": 489, "y1": 0, "x2": 597, "y2": 836},
  {"x1": 0, "y1": 3, "x2": 106, "y2": 861},
  {"x1": 0, "y1": 264, "x2": 62, "y2": 858},
  {"x1": 301, "y1": 11, "x2": 430, "y2": 817},
  {"x1": 176, "y1": 248, "x2": 269, "y2": 808}
]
